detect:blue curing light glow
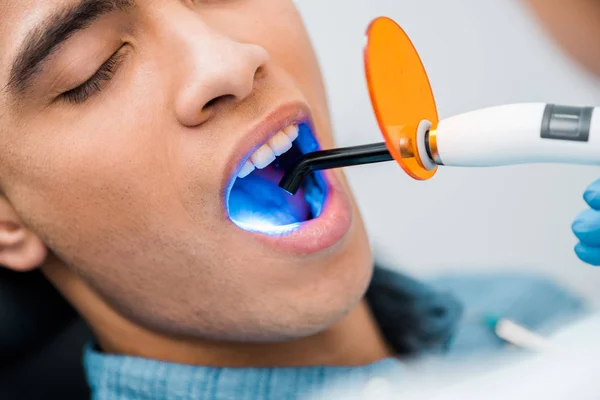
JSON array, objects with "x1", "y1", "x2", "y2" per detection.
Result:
[
  {"x1": 234, "y1": 217, "x2": 302, "y2": 235},
  {"x1": 227, "y1": 123, "x2": 327, "y2": 235}
]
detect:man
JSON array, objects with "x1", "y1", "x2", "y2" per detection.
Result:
[{"x1": 0, "y1": 1, "x2": 587, "y2": 399}]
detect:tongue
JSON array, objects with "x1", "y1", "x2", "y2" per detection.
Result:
[{"x1": 229, "y1": 166, "x2": 312, "y2": 227}]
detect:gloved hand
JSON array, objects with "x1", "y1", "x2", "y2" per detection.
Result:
[{"x1": 573, "y1": 178, "x2": 600, "y2": 266}]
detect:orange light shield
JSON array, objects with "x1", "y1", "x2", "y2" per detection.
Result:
[{"x1": 364, "y1": 17, "x2": 438, "y2": 180}]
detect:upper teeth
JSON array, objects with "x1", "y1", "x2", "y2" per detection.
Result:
[{"x1": 238, "y1": 124, "x2": 299, "y2": 178}]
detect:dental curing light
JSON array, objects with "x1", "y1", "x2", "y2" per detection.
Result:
[
  {"x1": 279, "y1": 143, "x2": 392, "y2": 195},
  {"x1": 279, "y1": 16, "x2": 600, "y2": 195}
]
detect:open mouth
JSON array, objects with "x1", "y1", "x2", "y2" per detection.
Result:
[{"x1": 227, "y1": 123, "x2": 328, "y2": 235}]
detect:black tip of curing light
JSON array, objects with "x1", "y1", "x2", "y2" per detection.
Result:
[{"x1": 279, "y1": 142, "x2": 394, "y2": 195}]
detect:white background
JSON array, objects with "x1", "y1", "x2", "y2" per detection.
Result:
[{"x1": 296, "y1": 0, "x2": 600, "y2": 304}]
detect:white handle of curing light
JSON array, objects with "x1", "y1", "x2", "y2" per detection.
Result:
[{"x1": 433, "y1": 103, "x2": 600, "y2": 167}]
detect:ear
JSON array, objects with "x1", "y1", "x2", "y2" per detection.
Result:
[{"x1": 0, "y1": 196, "x2": 47, "y2": 271}]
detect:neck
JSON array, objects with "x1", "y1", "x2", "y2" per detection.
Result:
[
  {"x1": 100, "y1": 300, "x2": 393, "y2": 368},
  {"x1": 43, "y1": 260, "x2": 394, "y2": 368}
]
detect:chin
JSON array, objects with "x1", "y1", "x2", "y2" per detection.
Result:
[{"x1": 233, "y1": 222, "x2": 374, "y2": 343}]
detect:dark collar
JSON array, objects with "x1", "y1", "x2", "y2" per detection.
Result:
[{"x1": 366, "y1": 264, "x2": 463, "y2": 355}]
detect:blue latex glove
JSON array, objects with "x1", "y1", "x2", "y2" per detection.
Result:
[{"x1": 573, "y1": 178, "x2": 600, "y2": 266}]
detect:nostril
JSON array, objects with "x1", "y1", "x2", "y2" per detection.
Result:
[
  {"x1": 204, "y1": 97, "x2": 219, "y2": 109},
  {"x1": 254, "y1": 65, "x2": 267, "y2": 81},
  {"x1": 203, "y1": 94, "x2": 234, "y2": 111}
]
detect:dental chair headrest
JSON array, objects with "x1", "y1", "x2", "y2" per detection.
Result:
[{"x1": 0, "y1": 268, "x2": 77, "y2": 365}]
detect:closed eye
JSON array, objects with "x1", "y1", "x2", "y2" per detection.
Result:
[{"x1": 59, "y1": 45, "x2": 126, "y2": 104}]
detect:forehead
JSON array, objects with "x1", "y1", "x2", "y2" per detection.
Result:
[
  {"x1": 0, "y1": 1, "x2": 68, "y2": 46},
  {"x1": 0, "y1": 1, "x2": 72, "y2": 78}
]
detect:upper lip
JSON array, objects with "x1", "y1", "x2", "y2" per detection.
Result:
[{"x1": 225, "y1": 101, "x2": 313, "y2": 187}]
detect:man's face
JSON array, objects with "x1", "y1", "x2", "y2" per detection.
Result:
[{"x1": 0, "y1": 0, "x2": 373, "y2": 341}]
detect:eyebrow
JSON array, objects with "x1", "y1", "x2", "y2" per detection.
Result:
[{"x1": 7, "y1": 0, "x2": 134, "y2": 94}]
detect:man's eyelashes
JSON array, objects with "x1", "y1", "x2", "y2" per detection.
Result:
[{"x1": 59, "y1": 46, "x2": 126, "y2": 105}]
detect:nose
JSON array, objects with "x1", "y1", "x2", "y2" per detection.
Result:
[{"x1": 174, "y1": 25, "x2": 270, "y2": 127}]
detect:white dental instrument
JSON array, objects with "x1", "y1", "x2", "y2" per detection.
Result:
[
  {"x1": 279, "y1": 103, "x2": 600, "y2": 194},
  {"x1": 422, "y1": 102, "x2": 600, "y2": 170}
]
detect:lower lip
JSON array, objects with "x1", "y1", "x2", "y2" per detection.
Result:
[{"x1": 241, "y1": 171, "x2": 353, "y2": 255}]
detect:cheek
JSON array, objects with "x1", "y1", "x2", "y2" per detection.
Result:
[{"x1": 4, "y1": 102, "x2": 219, "y2": 264}]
